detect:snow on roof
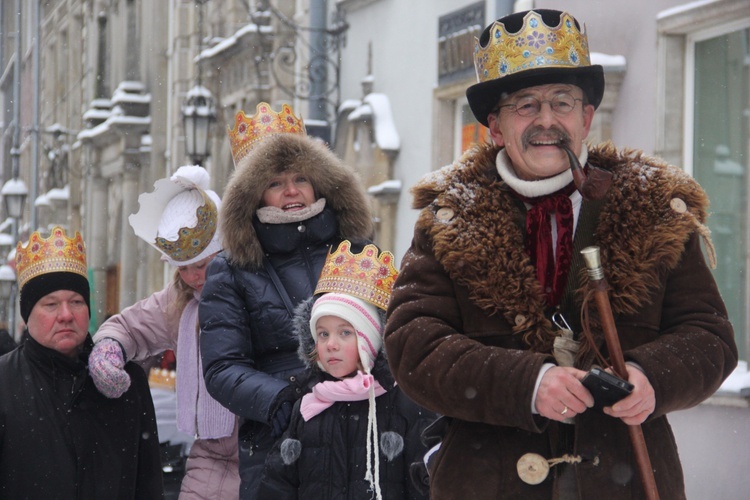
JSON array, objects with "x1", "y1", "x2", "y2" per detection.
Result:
[
  {"x1": 0, "y1": 178, "x2": 28, "y2": 196},
  {"x1": 77, "y1": 120, "x2": 111, "y2": 140},
  {"x1": 346, "y1": 93, "x2": 401, "y2": 152},
  {"x1": 198, "y1": 22, "x2": 274, "y2": 61},
  {"x1": 186, "y1": 85, "x2": 213, "y2": 99},
  {"x1": 364, "y1": 93, "x2": 400, "y2": 152},
  {"x1": 77, "y1": 114, "x2": 150, "y2": 141},
  {"x1": 83, "y1": 108, "x2": 112, "y2": 121},
  {"x1": 368, "y1": 179, "x2": 402, "y2": 196},
  {"x1": 108, "y1": 115, "x2": 151, "y2": 126},
  {"x1": 338, "y1": 99, "x2": 360, "y2": 113},
  {"x1": 34, "y1": 193, "x2": 51, "y2": 207},
  {"x1": 115, "y1": 81, "x2": 146, "y2": 93},
  {"x1": 304, "y1": 118, "x2": 327, "y2": 127},
  {"x1": 46, "y1": 185, "x2": 69, "y2": 202},
  {"x1": 591, "y1": 52, "x2": 627, "y2": 72},
  {"x1": 348, "y1": 102, "x2": 372, "y2": 121},
  {"x1": 112, "y1": 88, "x2": 152, "y2": 105},
  {"x1": 657, "y1": 0, "x2": 719, "y2": 19},
  {"x1": 90, "y1": 98, "x2": 112, "y2": 108}
]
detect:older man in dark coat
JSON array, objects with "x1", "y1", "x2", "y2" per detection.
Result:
[
  {"x1": 0, "y1": 227, "x2": 163, "y2": 498},
  {"x1": 385, "y1": 9, "x2": 737, "y2": 500}
]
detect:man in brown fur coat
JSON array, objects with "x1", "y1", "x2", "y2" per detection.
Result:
[{"x1": 384, "y1": 9, "x2": 737, "y2": 500}]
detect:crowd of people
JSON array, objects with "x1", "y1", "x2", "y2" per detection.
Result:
[{"x1": 0, "y1": 8, "x2": 738, "y2": 500}]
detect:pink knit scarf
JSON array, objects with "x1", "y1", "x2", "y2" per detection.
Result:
[{"x1": 300, "y1": 371, "x2": 387, "y2": 422}]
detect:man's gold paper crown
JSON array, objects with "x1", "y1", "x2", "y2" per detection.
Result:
[
  {"x1": 227, "y1": 102, "x2": 306, "y2": 166},
  {"x1": 474, "y1": 11, "x2": 591, "y2": 84},
  {"x1": 16, "y1": 226, "x2": 87, "y2": 289},
  {"x1": 314, "y1": 241, "x2": 399, "y2": 311},
  {"x1": 154, "y1": 188, "x2": 218, "y2": 263}
]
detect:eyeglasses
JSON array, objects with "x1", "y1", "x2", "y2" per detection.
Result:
[{"x1": 496, "y1": 93, "x2": 583, "y2": 117}]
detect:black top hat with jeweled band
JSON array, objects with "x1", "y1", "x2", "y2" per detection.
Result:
[
  {"x1": 129, "y1": 165, "x2": 222, "y2": 267},
  {"x1": 466, "y1": 9, "x2": 604, "y2": 127}
]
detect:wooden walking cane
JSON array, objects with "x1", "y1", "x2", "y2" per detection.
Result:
[{"x1": 580, "y1": 246, "x2": 660, "y2": 500}]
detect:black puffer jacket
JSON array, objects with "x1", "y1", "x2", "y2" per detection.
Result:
[
  {"x1": 258, "y1": 299, "x2": 434, "y2": 500},
  {"x1": 199, "y1": 132, "x2": 374, "y2": 495}
]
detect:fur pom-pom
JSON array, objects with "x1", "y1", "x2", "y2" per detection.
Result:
[
  {"x1": 380, "y1": 431, "x2": 404, "y2": 461},
  {"x1": 280, "y1": 438, "x2": 302, "y2": 465}
]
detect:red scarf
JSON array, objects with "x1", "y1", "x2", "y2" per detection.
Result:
[{"x1": 513, "y1": 182, "x2": 576, "y2": 308}]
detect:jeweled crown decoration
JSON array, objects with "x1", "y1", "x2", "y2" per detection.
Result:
[
  {"x1": 315, "y1": 241, "x2": 399, "y2": 311},
  {"x1": 228, "y1": 102, "x2": 306, "y2": 166},
  {"x1": 155, "y1": 189, "x2": 218, "y2": 263},
  {"x1": 16, "y1": 226, "x2": 87, "y2": 289},
  {"x1": 474, "y1": 11, "x2": 591, "y2": 84}
]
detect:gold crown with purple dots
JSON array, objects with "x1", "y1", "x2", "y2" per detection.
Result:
[
  {"x1": 227, "y1": 102, "x2": 306, "y2": 166},
  {"x1": 314, "y1": 241, "x2": 399, "y2": 311},
  {"x1": 473, "y1": 11, "x2": 591, "y2": 84},
  {"x1": 16, "y1": 226, "x2": 87, "y2": 289}
]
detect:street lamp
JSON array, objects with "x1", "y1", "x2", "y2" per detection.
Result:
[
  {"x1": 0, "y1": 264, "x2": 14, "y2": 329},
  {"x1": 181, "y1": 0, "x2": 216, "y2": 166},
  {"x1": 0, "y1": 264, "x2": 14, "y2": 299},
  {"x1": 182, "y1": 85, "x2": 216, "y2": 166},
  {"x1": 1, "y1": 179, "x2": 27, "y2": 340},
  {"x1": 1, "y1": 178, "x2": 28, "y2": 219}
]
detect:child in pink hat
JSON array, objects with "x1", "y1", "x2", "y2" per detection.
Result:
[{"x1": 258, "y1": 241, "x2": 435, "y2": 500}]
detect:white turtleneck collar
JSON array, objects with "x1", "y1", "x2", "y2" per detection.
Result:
[{"x1": 495, "y1": 147, "x2": 589, "y2": 198}]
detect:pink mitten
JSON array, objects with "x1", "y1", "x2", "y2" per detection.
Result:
[{"x1": 88, "y1": 338, "x2": 131, "y2": 398}]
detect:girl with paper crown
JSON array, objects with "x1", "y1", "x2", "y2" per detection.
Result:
[
  {"x1": 200, "y1": 102, "x2": 375, "y2": 498},
  {"x1": 88, "y1": 165, "x2": 240, "y2": 499},
  {"x1": 258, "y1": 241, "x2": 435, "y2": 500}
]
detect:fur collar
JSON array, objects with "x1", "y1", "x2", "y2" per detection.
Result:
[
  {"x1": 411, "y1": 142, "x2": 710, "y2": 351},
  {"x1": 220, "y1": 134, "x2": 374, "y2": 269}
]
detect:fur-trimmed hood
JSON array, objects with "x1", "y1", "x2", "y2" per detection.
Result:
[
  {"x1": 410, "y1": 141, "x2": 711, "y2": 352},
  {"x1": 292, "y1": 297, "x2": 395, "y2": 389},
  {"x1": 220, "y1": 133, "x2": 374, "y2": 268}
]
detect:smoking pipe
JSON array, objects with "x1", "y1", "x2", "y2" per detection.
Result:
[{"x1": 560, "y1": 144, "x2": 612, "y2": 200}]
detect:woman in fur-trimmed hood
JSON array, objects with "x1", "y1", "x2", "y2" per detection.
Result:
[
  {"x1": 200, "y1": 122, "x2": 374, "y2": 498},
  {"x1": 258, "y1": 241, "x2": 434, "y2": 500}
]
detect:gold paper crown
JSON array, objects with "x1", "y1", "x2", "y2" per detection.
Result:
[
  {"x1": 474, "y1": 11, "x2": 591, "y2": 84},
  {"x1": 16, "y1": 226, "x2": 87, "y2": 289},
  {"x1": 314, "y1": 241, "x2": 399, "y2": 311},
  {"x1": 154, "y1": 189, "x2": 218, "y2": 263},
  {"x1": 228, "y1": 102, "x2": 306, "y2": 166}
]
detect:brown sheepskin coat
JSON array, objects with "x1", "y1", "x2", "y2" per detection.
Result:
[{"x1": 384, "y1": 142, "x2": 737, "y2": 499}]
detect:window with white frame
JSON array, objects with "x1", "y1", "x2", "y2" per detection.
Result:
[
  {"x1": 658, "y1": 0, "x2": 750, "y2": 361},
  {"x1": 687, "y1": 21, "x2": 750, "y2": 361}
]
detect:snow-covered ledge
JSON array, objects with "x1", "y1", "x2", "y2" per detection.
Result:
[{"x1": 703, "y1": 361, "x2": 750, "y2": 408}]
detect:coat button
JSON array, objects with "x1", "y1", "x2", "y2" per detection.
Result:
[
  {"x1": 670, "y1": 198, "x2": 687, "y2": 214},
  {"x1": 514, "y1": 314, "x2": 526, "y2": 326},
  {"x1": 436, "y1": 207, "x2": 454, "y2": 221},
  {"x1": 517, "y1": 453, "x2": 550, "y2": 485}
]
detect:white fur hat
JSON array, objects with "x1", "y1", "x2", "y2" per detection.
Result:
[
  {"x1": 129, "y1": 165, "x2": 222, "y2": 266},
  {"x1": 309, "y1": 293, "x2": 382, "y2": 374}
]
